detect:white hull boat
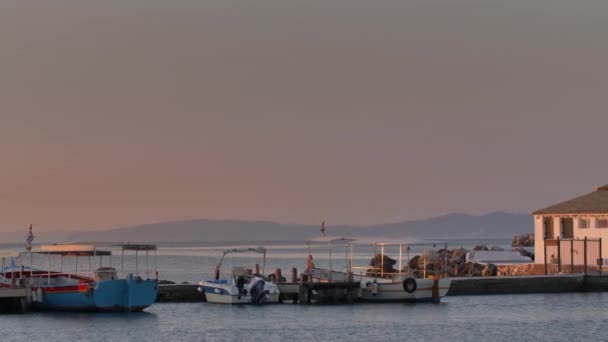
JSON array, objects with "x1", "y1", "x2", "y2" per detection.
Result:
[
  {"x1": 199, "y1": 278, "x2": 280, "y2": 304},
  {"x1": 306, "y1": 236, "x2": 453, "y2": 303},
  {"x1": 197, "y1": 247, "x2": 280, "y2": 305},
  {"x1": 358, "y1": 275, "x2": 451, "y2": 302}
]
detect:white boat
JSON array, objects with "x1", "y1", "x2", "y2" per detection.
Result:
[
  {"x1": 306, "y1": 236, "x2": 452, "y2": 303},
  {"x1": 197, "y1": 247, "x2": 280, "y2": 304}
]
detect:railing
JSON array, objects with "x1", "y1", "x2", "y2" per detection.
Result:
[{"x1": 544, "y1": 237, "x2": 602, "y2": 274}]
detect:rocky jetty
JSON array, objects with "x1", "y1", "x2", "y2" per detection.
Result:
[
  {"x1": 367, "y1": 254, "x2": 397, "y2": 277},
  {"x1": 403, "y1": 245, "x2": 536, "y2": 277},
  {"x1": 512, "y1": 233, "x2": 534, "y2": 247}
]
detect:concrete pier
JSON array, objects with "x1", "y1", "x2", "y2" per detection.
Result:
[
  {"x1": 154, "y1": 274, "x2": 608, "y2": 303},
  {"x1": 157, "y1": 284, "x2": 204, "y2": 303},
  {"x1": 0, "y1": 288, "x2": 30, "y2": 313},
  {"x1": 447, "y1": 274, "x2": 584, "y2": 296}
]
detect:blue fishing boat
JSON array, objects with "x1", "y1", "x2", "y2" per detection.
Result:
[{"x1": 0, "y1": 244, "x2": 159, "y2": 312}]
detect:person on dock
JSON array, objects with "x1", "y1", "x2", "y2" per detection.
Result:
[{"x1": 307, "y1": 254, "x2": 315, "y2": 270}]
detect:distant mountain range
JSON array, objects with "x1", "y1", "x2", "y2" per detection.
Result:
[{"x1": 1, "y1": 212, "x2": 532, "y2": 244}]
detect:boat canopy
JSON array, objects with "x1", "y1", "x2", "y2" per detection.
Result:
[
  {"x1": 307, "y1": 236, "x2": 355, "y2": 244},
  {"x1": 0, "y1": 251, "x2": 20, "y2": 259},
  {"x1": 349, "y1": 237, "x2": 445, "y2": 246},
  {"x1": 33, "y1": 244, "x2": 111, "y2": 256},
  {"x1": 215, "y1": 246, "x2": 268, "y2": 275},
  {"x1": 222, "y1": 246, "x2": 266, "y2": 255},
  {"x1": 118, "y1": 244, "x2": 157, "y2": 251}
]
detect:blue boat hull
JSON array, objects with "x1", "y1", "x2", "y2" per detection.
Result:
[{"x1": 33, "y1": 277, "x2": 158, "y2": 312}]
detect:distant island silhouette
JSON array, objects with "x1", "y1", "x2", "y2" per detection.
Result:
[{"x1": 1, "y1": 212, "x2": 532, "y2": 243}]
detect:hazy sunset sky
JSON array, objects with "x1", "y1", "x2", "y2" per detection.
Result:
[{"x1": 1, "y1": 0, "x2": 607, "y2": 231}]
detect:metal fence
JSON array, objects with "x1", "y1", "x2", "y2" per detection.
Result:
[{"x1": 544, "y1": 237, "x2": 602, "y2": 274}]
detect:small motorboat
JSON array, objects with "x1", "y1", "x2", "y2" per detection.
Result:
[
  {"x1": 0, "y1": 243, "x2": 159, "y2": 312},
  {"x1": 198, "y1": 247, "x2": 280, "y2": 304}
]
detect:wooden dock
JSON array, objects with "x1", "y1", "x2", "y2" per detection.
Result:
[
  {"x1": 156, "y1": 274, "x2": 608, "y2": 303},
  {"x1": 279, "y1": 281, "x2": 361, "y2": 304}
]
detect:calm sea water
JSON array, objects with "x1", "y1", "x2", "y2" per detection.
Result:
[
  {"x1": 3, "y1": 238, "x2": 583, "y2": 342},
  {"x1": 2, "y1": 293, "x2": 608, "y2": 342}
]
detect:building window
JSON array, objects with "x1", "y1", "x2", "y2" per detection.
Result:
[
  {"x1": 597, "y1": 219, "x2": 608, "y2": 228},
  {"x1": 543, "y1": 217, "x2": 554, "y2": 239},
  {"x1": 579, "y1": 218, "x2": 590, "y2": 229},
  {"x1": 561, "y1": 218, "x2": 574, "y2": 239}
]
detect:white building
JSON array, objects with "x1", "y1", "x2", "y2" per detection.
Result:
[{"x1": 533, "y1": 185, "x2": 608, "y2": 265}]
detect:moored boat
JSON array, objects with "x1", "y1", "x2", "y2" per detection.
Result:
[
  {"x1": 0, "y1": 244, "x2": 159, "y2": 312},
  {"x1": 197, "y1": 247, "x2": 280, "y2": 304},
  {"x1": 305, "y1": 236, "x2": 452, "y2": 303}
]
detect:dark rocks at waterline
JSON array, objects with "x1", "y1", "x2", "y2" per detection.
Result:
[
  {"x1": 481, "y1": 263, "x2": 497, "y2": 276},
  {"x1": 512, "y1": 233, "x2": 534, "y2": 247},
  {"x1": 513, "y1": 247, "x2": 535, "y2": 261},
  {"x1": 408, "y1": 255, "x2": 420, "y2": 269},
  {"x1": 473, "y1": 245, "x2": 505, "y2": 251},
  {"x1": 450, "y1": 248, "x2": 468, "y2": 264},
  {"x1": 459, "y1": 262, "x2": 486, "y2": 277},
  {"x1": 367, "y1": 254, "x2": 397, "y2": 277}
]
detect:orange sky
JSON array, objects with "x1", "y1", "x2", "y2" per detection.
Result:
[{"x1": 2, "y1": 0, "x2": 608, "y2": 231}]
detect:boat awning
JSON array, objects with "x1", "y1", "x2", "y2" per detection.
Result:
[
  {"x1": 222, "y1": 247, "x2": 266, "y2": 255},
  {"x1": 118, "y1": 244, "x2": 157, "y2": 251},
  {"x1": 307, "y1": 236, "x2": 355, "y2": 244},
  {"x1": 33, "y1": 244, "x2": 111, "y2": 256},
  {"x1": 0, "y1": 251, "x2": 20, "y2": 259},
  {"x1": 349, "y1": 237, "x2": 444, "y2": 246}
]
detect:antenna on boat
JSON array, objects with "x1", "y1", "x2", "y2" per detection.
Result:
[{"x1": 26, "y1": 224, "x2": 34, "y2": 251}]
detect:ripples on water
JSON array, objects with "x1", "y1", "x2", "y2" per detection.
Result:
[{"x1": 3, "y1": 293, "x2": 608, "y2": 342}]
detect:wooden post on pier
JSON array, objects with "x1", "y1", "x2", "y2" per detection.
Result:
[
  {"x1": 274, "y1": 268, "x2": 283, "y2": 283},
  {"x1": 431, "y1": 278, "x2": 440, "y2": 303},
  {"x1": 291, "y1": 268, "x2": 298, "y2": 282}
]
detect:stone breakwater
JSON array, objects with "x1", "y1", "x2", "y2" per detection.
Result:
[
  {"x1": 512, "y1": 233, "x2": 534, "y2": 247},
  {"x1": 395, "y1": 245, "x2": 537, "y2": 278}
]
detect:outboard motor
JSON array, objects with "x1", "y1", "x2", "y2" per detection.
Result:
[{"x1": 248, "y1": 277, "x2": 269, "y2": 305}]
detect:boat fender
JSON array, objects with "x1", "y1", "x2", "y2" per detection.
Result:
[
  {"x1": 403, "y1": 278, "x2": 417, "y2": 293},
  {"x1": 371, "y1": 281, "x2": 379, "y2": 296}
]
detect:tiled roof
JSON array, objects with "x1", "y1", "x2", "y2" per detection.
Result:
[{"x1": 533, "y1": 185, "x2": 608, "y2": 215}]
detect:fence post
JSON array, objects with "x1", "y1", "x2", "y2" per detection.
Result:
[
  {"x1": 599, "y1": 238, "x2": 604, "y2": 276},
  {"x1": 544, "y1": 238, "x2": 548, "y2": 275},
  {"x1": 557, "y1": 237, "x2": 561, "y2": 273},
  {"x1": 571, "y1": 239, "x2": 574, "y2": 273},
  {"x1": 584, "y1": 237, "x2": 588, "y2": 275}
]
